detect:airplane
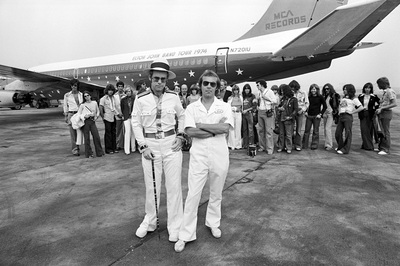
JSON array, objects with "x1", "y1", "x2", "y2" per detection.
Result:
[{"x1": 1, "y1": 0, "x2": 399, "y2": 110}]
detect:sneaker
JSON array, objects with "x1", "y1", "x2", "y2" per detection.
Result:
[
  {"x1": 135, "y1": 227, "x2": 150, "y2": 238},
  {"x1": 325, "y1": 147, "x2": 332, "y2": 151},
  {"x1": 374, "y1": 148, "x2": 380, "y2": 152},
  {"x1": 287, "y1": 150, "x2": 292, "y2": 154},
  {"x1": 174, "y1": 240, "x2": 186, "y2": 252},
  {"x1": 337, "y1": 150, "x2": 343, "y2": 155},
  {"x1": 210, "y1": 227, "x2": 222, "y2": 238},
  {"x1": 277, "y1": 149, "x2": 282, "y2": 152},
  {"x1": 378, "y1": 151, "x2": 388, "y2": 155},
  {"x1": 295, "y1": 147, "x2": 301, "y2": 151},
  {"x1": 169, "y1": 234, "x2": 179, "y2": 243},
  {"x1": 114, "y1": 150, "x2": 119, "y2": 153}
]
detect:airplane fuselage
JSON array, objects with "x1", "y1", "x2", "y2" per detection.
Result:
[{"x1": 29, "y1": 32, "x2": 353, "y2": 90}]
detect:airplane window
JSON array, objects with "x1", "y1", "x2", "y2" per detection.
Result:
[
  {"x1": 139, "y1": 64, "x2": 143, "y2": 69},
  {"x1": 134, "y1": 64, "x2": 137, "y2": 70},
  {"x1": 203, "y1": 58, "x2": 208, "y2": 64},
  {"x1": 173, "y1": 61, "x2": 178, "y2": 67},
  {"x1": 191, "y1": 59, "x2": 195, "y2": 65},
  {"x1": 113, "y1": 66, "x2": 116, "y2": 71},
  {"x1": 129, "y1": 64, "x2": 133, "y2": 70},
  {"x1": 117, "y1": 65, "x2": 120, "y2": 71},
  {"x1": 185, "y1": 60, "x2": 189, "y2": 66},
  {"x1": 197, "y1": 59, "x2": 202, "y2": 65},
  {"x1": 179, "y1": 60, "x2": 183, "y2": 66}
]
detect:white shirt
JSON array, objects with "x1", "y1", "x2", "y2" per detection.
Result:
[
  {"x1": 258, "y1": 88, "x2": 278, "y2": 110},
  {"x1": 184, "y1": 97, "x2": 234, "y2": 149},
  {"x1": 63, "y1": 91, "x2": 83, "y2": 113},
  {"x1": 132, "y1": 90, "x2": 185, "y2": 146},
  {"x1": 339, "y1": 97, "x2": 362, "y2": 114}
]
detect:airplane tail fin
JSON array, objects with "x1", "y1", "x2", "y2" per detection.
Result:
[{"x1": 236, "y1": 0, "x2": 349, "y2": 41}]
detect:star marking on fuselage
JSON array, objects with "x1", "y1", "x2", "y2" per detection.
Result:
[
  {"x1": 236, "y1": 68, "x2": 243, "y2": 75},
  {"x1": 115, "y1": 76, "x2": 120, "y2": 81},
  {"x1": 87, "y1": 77, "x2": 91, "y2": 82},
  {"x1": 188, "y1": 70, "x2": 195, "y2": 77},
  {"x1": 174, "y1": 81, "x2": 180, "y2": 86}
]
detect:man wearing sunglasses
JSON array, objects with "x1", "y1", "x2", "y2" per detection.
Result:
[
  {"x1": 131, "y1": 59, "x2": 185, "y2": 242},
  {"x1": 175, "y1": 70, "x2": 234, "y2": 253}
]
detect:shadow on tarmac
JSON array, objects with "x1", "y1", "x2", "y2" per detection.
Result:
[{"x1": 0, "y1": 107, "x2": 399, "y2": 265}]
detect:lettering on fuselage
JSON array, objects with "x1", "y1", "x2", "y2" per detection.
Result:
[
  {"x1": 131, "y1": 49, "x2": 208, "y2": 62},
  {"x1": 230, "y1": 47, "x2": 251, "y2": 53},
  {"x1": 266, "y1": 10, "x2": 306, "y2": 30}
]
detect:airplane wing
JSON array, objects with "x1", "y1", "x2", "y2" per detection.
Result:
[
  {"x1": 0, "y1": 64, "x2": 104, "y2": 92},
  {"x1": 273, "y1": 0, "x2": 400, "y2": 58}
]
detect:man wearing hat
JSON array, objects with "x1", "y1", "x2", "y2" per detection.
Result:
[{"x1": 131, "y1": 58, "x2": 185, "y2": 242}]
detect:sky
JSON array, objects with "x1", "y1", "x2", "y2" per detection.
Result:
[{"x1": 1, "y1": 0, "x2": 400, "y2": 91}]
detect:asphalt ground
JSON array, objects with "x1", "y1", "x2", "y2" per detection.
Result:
[{"x1": 0, "y1": 107, "x2": 399, "y2": 266}]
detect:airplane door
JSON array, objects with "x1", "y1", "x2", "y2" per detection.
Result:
[
  {"x1": 215, "y1": 47, "x2": 229, "y2": 74},
  {"x1": 73, "y1": 69, "x2": 79, "y2": 79}
]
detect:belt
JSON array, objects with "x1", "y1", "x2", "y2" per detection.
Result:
[
  {"x1": 144, "y1": 129, "x2": 175, "y2": 139},
  {"x1": 68, "y1": 111, "x2": 78, "y2": 114}
]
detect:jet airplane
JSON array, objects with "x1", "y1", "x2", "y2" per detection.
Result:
[{"x1": 1, "y1": 0, "x2": 399, "y2": 109}]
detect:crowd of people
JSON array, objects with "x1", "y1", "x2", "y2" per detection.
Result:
[{"x1": 63, "y1": 59, "x2": 396, "y2": 253}]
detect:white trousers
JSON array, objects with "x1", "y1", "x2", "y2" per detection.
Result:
[
  {"x1": 323, "y1": 112, "x2": 333, "y2": 149},
  {"x1": 123, "y1": 119, "x2": 136, "y2": 154},
  {"x1": 228, "y1": 112, "x2": 242, "y2": 149},
  {"x1": 178, "y1": 137, "x2": 229, "y2": 242},
  {"x1": 138, "y1": 135, "x2": 183, "y2": 237}
]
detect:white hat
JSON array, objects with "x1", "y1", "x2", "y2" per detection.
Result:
[{"x1": 146, "y1": 59, "x2": 176, "y2": 79}]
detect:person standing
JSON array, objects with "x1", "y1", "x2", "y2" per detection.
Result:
[
  {"x1": 187, "y1": 84, "x2": 200, "y2": 105},
  {"x1": 99, "y1": 84, "x2": 119, "y2": 154},
  {"x1": 63, "y1": 78, "x2": 84, "y2": 156},
  {"x1": 290, "y1": 80, "x2": 309, "y2": 151},
  {"x1": 77, "y1": 91, "x2": 104, "y2": 158},
  {"x1": 358, "y1": 82, "x2": 380, "y2": 151},
  {"x1": 115, "y1": 81, "x2": 126, "y2": 151},
  {"x1": 135, "y1": 79, "x2": 147, "y2": 95},
  {"x1": 322, "y1": 83, "x2": 340, "y2": 150},
  {"x1": 175, "y1": 70, "x2": 233, "y2": 253},
  {"x1": 241, "y1": 83, "x2": 257, "y2": 149},
  {"x1": 276, "y1": 84, "x2": 298, "y2": 154},
  {"x1": 218, "y1": 79, "x2": 232, "y2": 102},
  {"x1": 121, "y1": 85, "x2": 136, "y2": 155},
  {"x1": 227, "y1": 85, "x2": 243, "y2": 150},
  {"x1": 256, "y1": 79, "x2": 278, "y2": 154},
  {"x1": 180, "y1": 84, "x2": 189, "y2": 109},
  {"x1": 131, "y1": 59, "x2": 185, "y2": 242},
  {"x1": 302, "y1": 84, "x2": 327, "y2": 150},
  {"x1": 335, "y1": 84, "x2": 364, "y2": 154},
  {"x1": 375, "y1": 77, "x2": 397, "y2": 155}
]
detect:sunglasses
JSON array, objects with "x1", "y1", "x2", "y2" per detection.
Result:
[
  {"x1": 202, "y1": 81, "x2": 217, "y2": 88},
  {"x1": 84, "y1": 94, "x2": 90, "y2": 97},
  {"x1": 152, "y1": 76, "x2": 167, "y2": 83}
]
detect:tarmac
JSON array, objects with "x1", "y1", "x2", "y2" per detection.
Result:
[{"x1": 0, "y1": 107, "x2": 400, "y2": 266}]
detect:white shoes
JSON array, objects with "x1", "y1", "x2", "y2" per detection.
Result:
[
  {"x1": 169, "y1": 234, "x2": 179, "y2": 242},
  {"x1": 337, "y1": 150, "x2": 343, "y2": 155},
  {"x1": 135, "y1": 227, "x2": 153, "y2": 238},
  {"x1": 174, "y1": 240, "x2": 186, "y2": 252},
  {"x1": 210, "y1": 227, "x2": 222, "y2": 238},
  {"x1": 378, "y1": 151, "x2": 388, "y2": 155}
]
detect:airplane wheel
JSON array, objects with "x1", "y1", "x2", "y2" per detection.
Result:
[{"x1": 14, "y1": 105, "x2": 22, "y2": 110}]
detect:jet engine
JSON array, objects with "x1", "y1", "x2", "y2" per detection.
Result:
[{"x1": 0, "y1": 90, "x2": 32, "y2": 109}]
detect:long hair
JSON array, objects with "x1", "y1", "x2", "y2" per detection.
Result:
[
  {"x1": 104, "y1": 84, "x2": 116, "y2": 95},
  {"x1": 242, "y1": 83, "x2": 253, "y2": 98},
  {"x1": 362, "y1": 82, "x2": 374, "y2": 94},
  {"x1": 308, "y1": 84, "x2": 321, "y2": 96},
  {"x1": 289, "y1": 80, "x2": 300, "y2": 91},
  {"x1": 322, "y1": 83, "x2": 337, "y2": 98},
  {"x1": 343, "y1": 84, "x2": 356, "y2": 99},
  {"x1": 281, "y1": 84, "x2": 293, "y2": 98}
]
